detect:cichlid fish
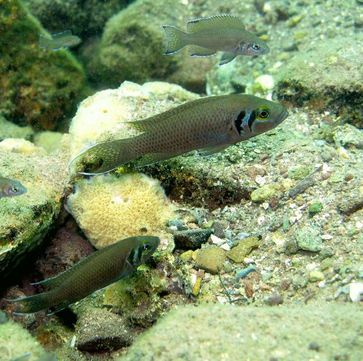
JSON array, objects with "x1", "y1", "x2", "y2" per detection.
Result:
[
  {"x1": 39, "y1": 30, "x2": 81, "y2": 51},
  {"x1": 7, "y1": 236, "x2": 160, "y2": 314},
  {"x1": 0, "y1": 176, "x2": 27, "y2": 198},
  {"x1": 70, "y1": 94, "x2": 288, "y2": 175},
  {"x1": 162, "y1": 15, "x2": 269, "y2": 65}
]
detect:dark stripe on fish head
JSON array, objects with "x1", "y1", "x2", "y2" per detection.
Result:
[
  {"x1": 128, "y1": 236, "x2": 160, "y2": 267},
  {"x1": 234, "y1": 110, "x2": 246, "y2": 135}
]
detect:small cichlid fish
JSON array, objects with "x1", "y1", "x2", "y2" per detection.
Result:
[
  {"x1": 162, "y1": 15, "x2": 269, "y2": 65},
  {"x1": 70, "y1": 94, "x2": 288, "y2": 175},
  {"x1": 39, "y1": 30, "x2": 81, "y2": 51},
  {"x1": 0, "y1": 176, "x2": 27, "y2": 198},
  {"x1": 7, "y1": 236, "x2": 160, "y2": 314}
]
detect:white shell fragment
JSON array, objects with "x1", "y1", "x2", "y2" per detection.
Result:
[{"x1": 349, "y1": 282, "x2": 363, "y2": 302}]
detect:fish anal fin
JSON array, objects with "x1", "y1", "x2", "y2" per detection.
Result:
[
  {"x1": 187, "y1": 15, "x2": 244, "y2": 33},
  {"x1": 198, "y1": 144, "x2": 229, "y2": 156},
  {"x1": 189, "y1": 45, "x2": 216, "y2": 57},
  {"x1": 220, "y1": 52, "x2": 237, "y2": 65}
]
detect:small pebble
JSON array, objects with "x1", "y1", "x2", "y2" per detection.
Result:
[
  {"x1": 308, "y1": 342, "x2": 320, "y2": 351},
  {"x1": 0, "y1": 311, "x2": 8, "y2": 324},
  {"x1": 349, "y1": 282, "x2": 363, "y2": 302},
  {"x1": 309, "y1": 271, "x2": 325, "y2": 282},
  {"x1": 264, "y1": 293, "x2": 283, "y2": 306},
  {"x1": 235, "y1": 265, "x2": 256, "y2": 280}
]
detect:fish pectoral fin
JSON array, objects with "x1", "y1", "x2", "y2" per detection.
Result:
[
  {"x1": 198, "y1": 144, "x2": 229, "y2": 156},
  {"x1": 189, "y1": 45, "x2": 216, "y2": 57},
  {"x1": 187, "y1": 15, "x2": 244, "y2": 33},
  {"x1": 220, "y1": 52, "x2": 237, "y2": 65},
  {"x1": 6, "y1": 292, "x2": 52, "y2": 314}
]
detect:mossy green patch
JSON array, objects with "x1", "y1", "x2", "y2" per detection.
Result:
[{"x1": 0, "y1": 0, "x2": 86, "y2": 130}]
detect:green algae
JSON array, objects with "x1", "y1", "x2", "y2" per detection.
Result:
[
  {"x1": 0, "y1": 0, "x2": 86, "y2": 130},
  {"x1": 227, "y1": 237, "x2": 260, "y2": 263}
]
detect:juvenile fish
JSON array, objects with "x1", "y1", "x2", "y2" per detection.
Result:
[
  {"x1": 0, "y1": 176, "x2": 27, "y2": 198},
  {"x1": 39, "y1": 30, "x2": 81, "y2": 51},
  {"x1": 70, "y1": 94, "x2": 288, "y2": 175},
  {"x1": 7, "y1": 236, "x2": 160, "y2": 314},
  {"x1": 163, "y1": 15, "x2": 269, "y2": 65}
]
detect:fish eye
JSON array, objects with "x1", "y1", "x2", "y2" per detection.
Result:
[
  {"x1": 252, "y1": 43, "x2": 260, "y2": 51},
  {"x1": 143, "y1": 244, "x2": 151, "y2": 251},
  {"x1": 11, "y1": 186, "x2": 19, "y2": 193},
  {"x1": 258, "y1": 109, "x2": 270, "y2": 119}
]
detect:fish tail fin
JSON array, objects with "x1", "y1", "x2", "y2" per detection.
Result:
[
  {"x1": 162, "y1": 25, "x2": 188, "y2": 55},
  {"x1": 6, "y1": 292, "x2": 53, "y2": 314},
  {"x1": 69, "y1": 137, "x2": 140, "y2": 175}
]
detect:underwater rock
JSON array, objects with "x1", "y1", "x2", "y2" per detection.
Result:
[
  {"x1": 295, "y1": 226, "x2": 322, "y2": 253},
  {"x1": 226, "y1": 236, "x2": 260, "y2": 263},
  {"x1": 333, "y1": 124, "x2": 363, "y2": 150},
  {"x1": 0, "y1": 139, "x2": 69, "y2": 281},
  {"x1": 0, "y1": 0, "x2": 86, "y2": 130},
  {"x1": 195, "y1": 246, "x2": 226, "y2": 274},
  {"x1": 250, "y1": 183, "x2": 282, "y2": 203},
  {"x1": 118, "y1": 303, "x2": 363, "y2": 361},
  {"x1": 0, "y1": 116, "x2": 34, "y2": 141},
  {"x1": 75, "y1": 308, "x2": 133, "y2": 352},
  {"x1": 276, "y1": 36, "x2": 363, "y2": 128},
  {"x1": 0, "y1": 316, "x2": 46, "y2": 360},
  {"x1": 33, "y1": 131, "x2": 64, "y2": 154},
  {"x1": 23, "y1": 0, "x2": 128, "y2": 37},
  {"x1": 67, "y1": 173, "x2": 173, "y2": 248},
  {"x1": 173, "y1": 229, "x2": 213, "y2": 250},
  {"x1": 87, "y1": 0, "x2": 214, "y2": 92}
]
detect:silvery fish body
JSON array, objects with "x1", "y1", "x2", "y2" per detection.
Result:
[
  {"x1": 0, "y1": 176, "x2": 27, "y2": 198},
  {"x1": 39, "y1": 30, "x2": 81, "y2": 51},
  {"x1": 163, "y1": 15, "x2": 269, "y2": 65},
  {"x1": 70, "y1": 94, "x2": 288, "y2": 175},
  {"x1": 8, "y1": 236, "x2": 160, "y2": 314}
]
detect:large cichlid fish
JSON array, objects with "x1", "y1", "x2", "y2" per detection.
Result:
[
  {"x1": 162, "y1": 15, "x2": 269, "y2": 65},
  {"x1": 70, "y1": 94, "x2": 288, "y2": 175},
  {"x1": 7, "y1": 236, "x2": 160, "y2": 314},
  {"x1": 0, "y1": 176, "x2": 27, "y2": 198}
]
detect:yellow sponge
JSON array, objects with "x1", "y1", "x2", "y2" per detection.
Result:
[{"x1": 67, "y1": 173, "x2": 174, "y2": 248}]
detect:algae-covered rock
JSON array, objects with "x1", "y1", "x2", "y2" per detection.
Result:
[
  {"x1": 0, "y1": 316, "x2": 47, "y2": 360},
  {"x1": 276, "y1": 36, "x2": 363, "y2": 128},
  {"x1": 88, "y1": 0, "x2": 214, "y2": 92},
  {"x1": 195, "y1": 246, "x2": 226, "y2": 274},
  {"x1": 0, "y1": 116, "x2": 34, "y2": 141},
  {"x1": 0, "y1": 0, "x2": 86, "y2": 130},
  {"x1": 227, "y1": 236, "x2": 260, "y2": 263},
  {"x1": 251, "y1": 183, "x2": 282, "y2": 202},
  {"x1": 0, "y1": 139, "x2": 69, "y2": 281},
  {"x1": 119, "y1": 303, "x2": 363, "y2": 361},
  {"x1": 75, "y1": 308, "x2": 133, "y2": 352},
  {"x1": 23, "y1": 0, "x2": 128, "y2": 37}
]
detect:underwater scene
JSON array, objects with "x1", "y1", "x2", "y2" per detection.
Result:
[{"x1": 0, "y1": 0, "x2": 362, "y2": 359}]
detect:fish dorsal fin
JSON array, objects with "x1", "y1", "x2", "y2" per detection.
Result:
[
  {"x1": 187, "y1": 15, "x2": 244, "y2": 33},
  {"x1": 52, "y1": 30, "x2": 72, "y2": 39}
]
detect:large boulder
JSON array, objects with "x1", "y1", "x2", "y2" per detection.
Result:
[
  {"x1": 0, "y1": 138, "x2": 69, "y2": 281},
  {"x1": 119, "y1": 303, "x2": 363, "y2": 361},
  {"x1": 0, "y1": 0, "x2": 86, "y2": 130}
]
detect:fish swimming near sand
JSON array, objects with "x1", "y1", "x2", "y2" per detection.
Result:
[
  {"x1": 0, "y1": 176, "x2": 27, "y2": 198},
  {"x1": 70, "y1": 94, "x2": 288, "y2": 175},
  {"x1": 7, "y1": 236, "x2": 160, "y2": 314},
  {"x1": 39, "y1": 30, "x2": 81, "y2": 51},
  {"x1": 162, "y1": 15, "x2": 269, "y2": 65}
]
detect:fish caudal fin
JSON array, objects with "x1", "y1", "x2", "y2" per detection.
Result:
[
  {"x1": 162, "y1": 25, "x2": 188, "y2": 55},
  {"x1": 7, "y1": 292, "x2": 53, "y2": 314},
  {"x1": 69, "y1": 137, "x2": 139, "y2": 175}
]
